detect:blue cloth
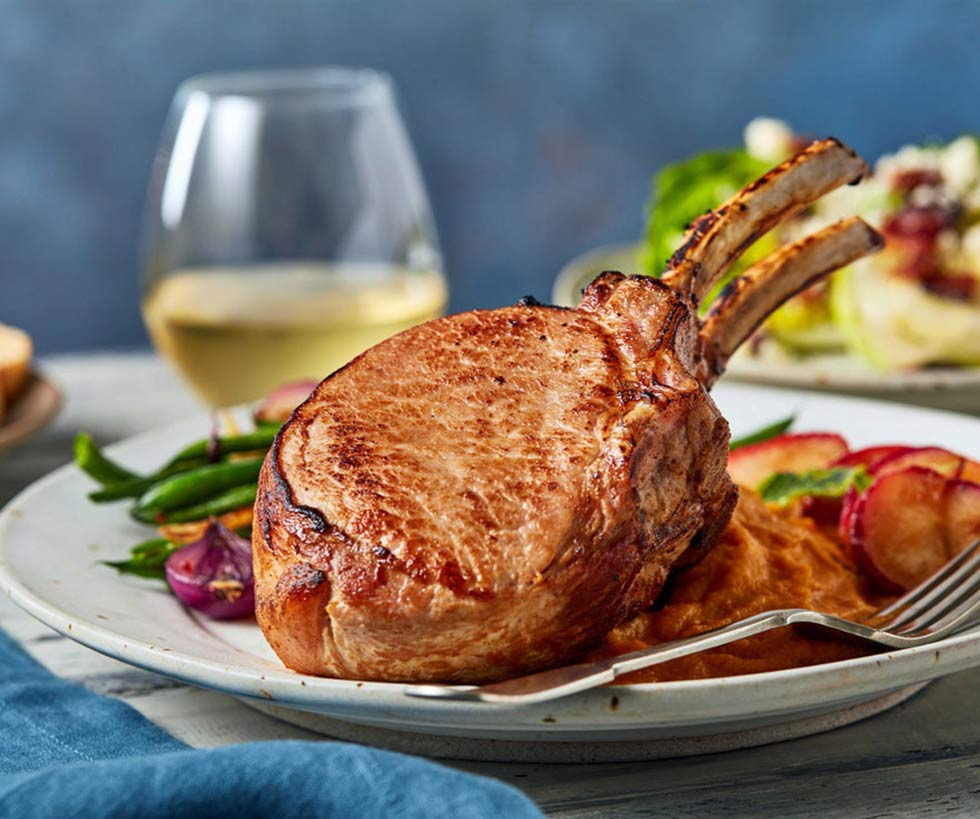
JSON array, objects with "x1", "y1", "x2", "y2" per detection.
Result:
[{"x1": 0, "y1": 629, "x2": 541, "y2": 819}]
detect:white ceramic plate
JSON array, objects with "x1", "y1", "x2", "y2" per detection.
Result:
[
  {"x1": 554, "y1": 244, "x2": 980, "y2": 416},
  {"x1": 2, "y1": 385, "x2": 980, "y2": 762}
]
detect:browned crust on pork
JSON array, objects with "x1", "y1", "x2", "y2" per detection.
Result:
[
  {"x1": 253, "y1": 137, "x2": 876, "y2": 684},
  {"x1": 253, "y1": 276, "x2": 736, "y2": 682}
]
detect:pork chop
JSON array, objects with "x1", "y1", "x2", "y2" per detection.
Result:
[{"x1": 253, "y1": 139, "x2": 882, "y2": 683}]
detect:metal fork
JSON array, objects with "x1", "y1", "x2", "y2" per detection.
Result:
[{"x1": 405, "y1": 538, "x2": 980, "y2": 705}]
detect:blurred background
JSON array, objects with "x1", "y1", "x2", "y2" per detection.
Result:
[{"x1": 1, "y1": 0, "x2": 975, "y2": 353}]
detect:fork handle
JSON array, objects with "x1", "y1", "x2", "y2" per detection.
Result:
[{"x1": 405, "y1": 609, "x2": 812, "y2": 704}]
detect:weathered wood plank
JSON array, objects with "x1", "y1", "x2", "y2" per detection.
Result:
[{"x1": 455, "y1": 670, "x2": 980, "y2": 817}]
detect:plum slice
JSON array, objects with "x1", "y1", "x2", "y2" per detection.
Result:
[
  {"x1": 838, "y1": 484, "x2": 862, "y2": 547},
  {"x1": 873, "y1": 447, "x2": 967, "y2": 479},
  {"x1": 833, "y1": 445, "x2": 912, "y2": 471},
  {"x1": 847, "y1": 466, "x2": 949, "y2": 593},
  {"x1": 727, "y1": 432, "x2": 849, "y2": 491},
  {"x1": 946, "y1": 479, "x2": 980, "y2": 556}
]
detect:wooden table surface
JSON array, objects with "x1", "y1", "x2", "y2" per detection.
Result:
[{"x1": 3, "y1": 352, "x2": 980, "y2": 818}]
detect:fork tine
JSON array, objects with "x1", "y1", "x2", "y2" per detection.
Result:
[
  {"x1": 896, "y1": 576, "x2": 980, "y2": 640},
  {"x1": 878, "y1": 538, "x2": 980, "y2": 626},
  {"x1": 889, "y1": 561, "x2": 980, "y2": 636},
  {"x1": 921, "y1": 585, "x2": 980, "y2": 638}
]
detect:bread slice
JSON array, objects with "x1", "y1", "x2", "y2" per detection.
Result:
[{"x1": 0, "y1": 324, "x2": 32, "y2": 409}]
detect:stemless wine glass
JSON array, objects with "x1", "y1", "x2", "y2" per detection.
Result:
[{"x1": 141, "y1": 68, "x2": 445, "y2": 408}]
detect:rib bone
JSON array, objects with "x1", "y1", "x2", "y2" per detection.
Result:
[
  {"x1": 662, "y1": 138, "x2": 869, "y2": 303},
  {"x1": 698, "y1": 216, "x2": 883, "y2": 383}
]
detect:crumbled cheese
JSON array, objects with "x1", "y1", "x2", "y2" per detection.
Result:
[
  {"x1": 908, "y1": 185, "x2": 955, "y2": 209},
  {"x1": 962, "y1": 224, "x2": 980, "y2": 259},
  {"x1": 965, "y1": 187, "x2": 980, "y2": 213},
  {"x1": 744, "y1": 117, "x2": 794, "y2": 163},
  {"x1": 940, "y1": 136, "x2": 980, "y2": 195},
  {"x1": 936, "y1": 229, "x2": 961, "y2": 258},
  {"x1": 819, "y1": 182, "x2": 879, "y2": 222},
  {"x1": 876, "y1": 145, "x2": 942, "y2": 189}
]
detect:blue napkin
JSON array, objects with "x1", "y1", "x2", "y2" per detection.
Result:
[{"x1": 0, "y1": 629, "x2": 541, "y2": 818}]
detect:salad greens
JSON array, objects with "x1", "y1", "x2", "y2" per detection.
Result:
[{"x1": 831, "y1": 259, "x2": 980, "y2": 369}]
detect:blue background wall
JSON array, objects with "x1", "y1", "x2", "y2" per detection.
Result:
[{"x1": 2, "y1": 0, "x2": 977, "y2": 352}]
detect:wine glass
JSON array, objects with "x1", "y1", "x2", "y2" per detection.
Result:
[{"x1": 141, "y1": 68, "x2": 445, "y2": 408}]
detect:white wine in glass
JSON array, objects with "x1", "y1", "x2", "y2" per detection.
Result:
[{"x1": 141, "y1": 68, "x2": 446, "y2": 408}]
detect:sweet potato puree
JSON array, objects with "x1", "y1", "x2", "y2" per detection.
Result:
[{"x1": 593, "y1": 490, "x2": 893, "y2": 683}]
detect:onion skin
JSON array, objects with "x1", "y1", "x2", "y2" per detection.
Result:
[{"x1": 165, "y1": 522, "x2": 255, "y2": 619}]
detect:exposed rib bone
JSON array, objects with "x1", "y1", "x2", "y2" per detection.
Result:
[
  {"x1": 698, "y1": 216, "x2": 883, "y2": 384},
  {"x1": 662, "y1": 139, "x2": 869, "y2": 302}
]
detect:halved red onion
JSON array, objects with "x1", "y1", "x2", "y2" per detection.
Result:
[{"x1": 165, "y1": 522, "x2": 255, "y2": 619}]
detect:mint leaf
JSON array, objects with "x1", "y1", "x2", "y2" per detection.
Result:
[{"x1": 758, "y1": 467, "x2": 872, "y2": 506}]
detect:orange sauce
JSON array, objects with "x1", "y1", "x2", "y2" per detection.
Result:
[{"x1": 593, "y1": 490, "x2": 893, "y2": 683}]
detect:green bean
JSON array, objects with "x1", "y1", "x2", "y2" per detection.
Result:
[
  {"x1": 89, "y1": 476, "x2": 159, "y2": 503},
  {"x1": 254, "y1": 420, "x2": 284, "y2": 433},
  {"x1": 729, "y1": 415, "x2": 796, "y2": 451},
  {"x1": 90, "y1": 438, "x2": 273, "y2": 504},
  {"x1": 133, "y1": 457, "x2": 264, "y2": 518},
  {"x1": 166, "y1": 428, "x2": 279, "y2": 466},
  {"x1": 87, "y1": 456, "x2": 215, "y2": 502},
  {"x1": 73, "y1": 433, "x2": 139, "y2": 484},
  {"x1": 102, "y1": 537, "x2": 179, "y2": 580},
  {"x1": 156, "y1": 484, "x2": 258, "y2": 524}
]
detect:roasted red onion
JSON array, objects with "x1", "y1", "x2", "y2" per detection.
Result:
[{"x1": 165, "y1": 522, "x2": 255, "y2": 619}]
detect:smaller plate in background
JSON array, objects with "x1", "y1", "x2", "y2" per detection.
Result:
[
  {"x1": 724, "y1": 348, "x2": 980, "y2": 416},
  {"x1": 0, "y1": 372, "x2": 63, "y2": 451},
  {"x1": 552, "y1": 242, "x2": 644, "y2": 306},
  {"x1": 554, "y1": 243, "x2": 980, "y2": 416}
]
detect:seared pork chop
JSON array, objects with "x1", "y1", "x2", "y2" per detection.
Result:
[{"x1": 254, "y1": 139, "x2": 882, "y2": 683}]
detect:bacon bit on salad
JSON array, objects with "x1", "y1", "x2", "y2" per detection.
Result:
[
  {"x1": 922, "y1": 273, "x2": 977, "y2": 302},
  {"x1": 882, "y1": 206, "x2": 956, "y2": 240},
  {"x1": 894, "y1": 240, "x2": 940, "y2": 282},
  {"x1": 892, "y1": 168, "x2": 944, "y2": 194}
]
